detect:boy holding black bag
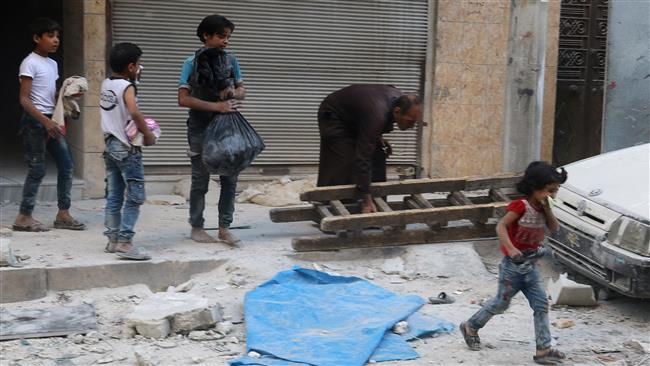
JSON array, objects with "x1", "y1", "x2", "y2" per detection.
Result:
[{"x1": 178, "y1": 14, "x2": 251, "y2": 246}]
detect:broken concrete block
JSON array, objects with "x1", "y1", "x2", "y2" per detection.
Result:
[
  {"x1": 548, "y1": 273, "x2": 598, "y2": 306},
  {"x1": 171, "y1": 306, "x2": 222, "y2": 334},
  {"x1": 124, "y1": 292, "x2": 222, "y2": 339},
  {"x1": 133, "y1": 318, "x2": 171, "y2": 339}
]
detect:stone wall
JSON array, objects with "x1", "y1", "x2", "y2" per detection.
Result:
[
  {"x1": 423, "y1": 0, "x2": 560, "y2": 177},
  {"x1": 64, "y1": 0, "x2": 107, "y2": 198}
]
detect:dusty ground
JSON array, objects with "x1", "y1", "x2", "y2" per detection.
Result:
[{"x1": 1, "y1": 197, "x2": 649, "y2": 366}]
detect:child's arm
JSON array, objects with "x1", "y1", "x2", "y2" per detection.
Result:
[
  {"x1": 123, "y1": 85, "x2": 156, "y2": 146},
  {"x1": 177, "y1": 88, "x2": 237, "y2": 112},
  {"x1": 541, "y1": 197, "x2": 560, "y2": 232},
  {"x1": 496, "y1": 211, "x2": 523, "y2": 258},
  {"x1": 19, "y1": 76, "x2": 62, "y2": 137}
]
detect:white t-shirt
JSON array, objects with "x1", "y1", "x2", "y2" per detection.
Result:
[
  {"x1": 19, "y1": 52, "x2": 59, "y2": 114},
  {"x1": 100, "y1": 77, "x2": 134, "y2": 147}
]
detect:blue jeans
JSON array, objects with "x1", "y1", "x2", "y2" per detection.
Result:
[
  {"x1": 187, "y1": 114, "x2": 238, "y2": 229},
  {"x1": 103, "y1": 136, "x2": 145, "y2": 243},
  {"x1": 468, "y1": 256, "x2": 552, "y2": 350},
  {"x1": 19, "y1": 114, "x2": 74, "y2": 215}
]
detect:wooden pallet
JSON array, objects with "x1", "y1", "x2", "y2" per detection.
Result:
[{"x1": 270, "y1": 174, "x2": 521, "y2": 251}]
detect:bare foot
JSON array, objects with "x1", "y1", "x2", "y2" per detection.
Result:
[
  {"x1": 218, "y1": 228, "x2": 242, "y2": 247},
  {"x1": 191, "y1": 228, "x2": 218, "y2": 243},
  {"x1": 55, "y1": 209, "x2": 74, "y2": 223},
  {"x1": 14, "y1": 213, "x2": 36, "y2": 227},
  {"x1": 13, "y1": 214, "x2": 49, "y2": 231},
  {"x1": 465, "y1": 322, "x2": 478, "y2": 336}
]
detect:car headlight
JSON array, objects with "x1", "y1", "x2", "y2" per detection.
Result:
[{"x1": 608, "y1": 216, "x2": 650, "y2": 256}]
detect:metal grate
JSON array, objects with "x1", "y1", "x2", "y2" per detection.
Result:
[{"x1": 112, "y1": 0, "x2": 428, "y2": 167}]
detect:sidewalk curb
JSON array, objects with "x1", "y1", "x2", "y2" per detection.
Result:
[{"x1": 0, "y1": 258, "x2": 226, "y2": 303}]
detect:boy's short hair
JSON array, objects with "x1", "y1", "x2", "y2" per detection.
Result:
[
  {"x1": 196, "y1": 14, "x2": 235, "y2": 42},
  {"x1": 29, "y1": 17, "x2": 61, "y2": 37},
  {"x1": 109, "y1": 42, "x2": 142, "y2": 73}
]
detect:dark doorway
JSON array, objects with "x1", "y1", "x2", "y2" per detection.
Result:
[
  {"x1": 0, "y1": 1, "x2": 63, "y2": 160},
  {"x1": 553, "y1": 0, "x2": 608, "y2": 166}
]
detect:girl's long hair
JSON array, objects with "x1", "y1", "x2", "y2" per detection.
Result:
[{"x1": 516, "y1": 161, "x2": 568, "y2": 196}]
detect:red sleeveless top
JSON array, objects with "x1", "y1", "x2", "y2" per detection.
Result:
[{"x1": 500, "y1": 199, "x2": 547, "y2": 256}]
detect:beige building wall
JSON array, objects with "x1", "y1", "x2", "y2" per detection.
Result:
[
  {"x1": 422, "y1": 0, "x2": 561, "y2": 178},
  {"x1": 541, "y1": 0, "x2": 560, "y2": 162},
  {"x1": 64, "y1": 0, "x2": 107, "y2": 198}
]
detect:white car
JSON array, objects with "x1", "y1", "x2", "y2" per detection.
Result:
[{"x1": 546, "y1": 143, "x2": 650, "y2": 298}]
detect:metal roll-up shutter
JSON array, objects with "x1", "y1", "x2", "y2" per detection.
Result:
[{"x1": 112, "y1": 0, "x2": 428, "y2": 167}]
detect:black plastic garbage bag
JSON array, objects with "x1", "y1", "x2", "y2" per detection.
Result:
[
  {"x1": 202, "y1": 111, "x2": 265, "y2": 176},
  {"x1": 189, "y1": 47, "x2": 233, "y2": 101}
]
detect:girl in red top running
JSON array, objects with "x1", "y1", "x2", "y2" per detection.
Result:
[{"x1": 460, "y1": 161, "x2": 568, "y2": 365}]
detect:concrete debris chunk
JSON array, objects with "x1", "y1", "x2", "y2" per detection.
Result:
[
  {"x1": 0, "y1": 239, "x2": 24, "y2": 267},
  {"x1": 552, "y1": 318, "x2": 575, "y2": 329},
  {"x1": 167, "y1": 279, "x2": 195, "y2": 293},
  {"x1": 0, "y1": 228, "x2": 13, "y2": 237},
  {"x1": 188, "y1": 330, "x2": 223, "y2": 341},
  {"x1": 124, "y1": 292, "x2": 222, "y2": 339},
  {"x1": 215, "y1": 321, "x2": 233, "y2": 335},
  {"x1": 135, "y1": 350, "x2": 159, "y2": 366},
  {"x1": 623, "y1": 339, "x2": 650, "y2": 354},
  {"x1": 153, "y1": 340, "x2": 177, "y2": 349},
  {"x1": 381, "y1": 257, "x2": 405, "y2": 275},
  {"x1": 548, "y1": 273, "x2": 598, "y2": 306},
  {"x1": 392, "y1": 321, "x2": 409, "y2": 335},
  {"x1": 365, "y1": 269, "x2": 375, "y2": 280},
  {"x1": 145, "y1": 194, "x2": 187, "y2": 205}
]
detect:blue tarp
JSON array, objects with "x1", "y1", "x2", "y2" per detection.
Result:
[{"x1": 230, "y1": 267, "x2": 454, "y2": 366}]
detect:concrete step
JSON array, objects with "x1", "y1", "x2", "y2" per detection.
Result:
[
  {"x1": 0, "y1": 176, "x2": 85, "y2": 203},
  {"x1": 0, "y1": 258, "x2": 226, "y2": 303}
]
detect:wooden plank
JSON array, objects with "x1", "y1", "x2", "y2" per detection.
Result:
[
  {"x1": 408, "y1": 194, "x2": 441, "y2": 229},
  {"x1": 314, "y1": 203, "x2": 334, "y2": 219},
  {"x1": 373, "y1": 197, "x2": 392, "y2": 212},
  {"x1": 300, "y1": 174, "x2": 520, "y2": 202},
  {"x1": 320, "y1": 202, "x2": 507, "y2": 231},
  {"x1": 0, "y1": 304, "x2": 97, "y2": 340},
  {"x1": 329, "y1": 200, "x2": 351, "y2": 216},
  {"x1": 268, "y1": 198, "x2": 466, "y2": 224},
  {"x1": 292, "y1": 225, "x2": 497, "y2": 251},
  {"x1": 464, "y1": 175, "x2": 521, "y2": 191},
  {"x1": 269, "y1": 205, "x2": 319, "y2": 223},
  {"x1": 300, "y1": 177, "x2": 464, "y2": 202},
  {"x1": 448, "y1": 191, "x2": 473, "y2": 206},
  {"x1": 374, "y1": 197, "x2": 406, "y2": 231},
  {"x1": 489, "y1": 188, "x2": 511, "y2": 217},
  {"x1": 489, "y1": 188, "x2": 510, "y2": 202},
  {"x1": 412, "y1": 193, "x2": 434, "y2": 208},
  {"x1": 448, "y1": 191, "x2": 487, "y2": 225},
  {"x1": 404, "y1": 197, "x2": 420, "y2": 210}
]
